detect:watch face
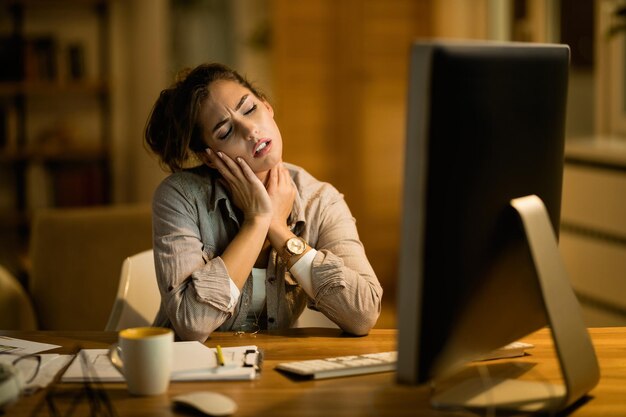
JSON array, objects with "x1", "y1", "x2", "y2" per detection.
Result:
[{"x1": 287, "y1": 237, "x2": 306, "y2": 255}]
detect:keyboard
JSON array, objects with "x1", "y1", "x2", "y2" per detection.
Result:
[
  {"x1": 275, "y1": 351, "x2": 397, "y2": 379},
  {"x1": 275, "y1": 341, "x2": 534, "y2": 380}
]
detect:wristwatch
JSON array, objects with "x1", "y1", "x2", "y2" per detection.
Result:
[{"x1": 281, "y1": 236, "x2": 307, "y2": 265}]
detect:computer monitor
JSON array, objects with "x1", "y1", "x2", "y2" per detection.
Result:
[{"x1": 396, "y1": 40, "x2": 600, "y2": 413}]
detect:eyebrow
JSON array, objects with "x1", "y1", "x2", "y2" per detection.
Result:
[{"x1": 212, "y1": 94, "x2": 249, "y2": 133}]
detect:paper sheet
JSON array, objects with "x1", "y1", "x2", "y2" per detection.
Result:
[
  {"x1": 0, "y1": 336, "x2": 61, "y2": 355},
  {"x1": 0, "y1": 353, "x2": 73, "y2": 393},
  {"x1": 0, "y1": 336, "x2": 73, "y2": 393},
  {"x1": 61, "y1": 342, "x2": 260, "y2": 382}
]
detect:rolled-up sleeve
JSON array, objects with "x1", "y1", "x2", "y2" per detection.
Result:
[{"x1": 307, "y1": 190, "x2": 383, "y2": 336}]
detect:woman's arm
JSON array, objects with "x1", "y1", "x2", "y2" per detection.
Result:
[
  {"x1": 153, "y1": 150, "x2": 276, "y2": 341},
  {"x1": 266, "y1": 163, "x2": 308, "y2": 267},
  {"x1": 205, "y1": 149, "x2": 272, "y2": 289},
  {"x1": 304, "y1": 189, "x2": 383, "y2": 336},
  {"x1": 152, "y1": 179, "x2": 237, "y2": 341}
]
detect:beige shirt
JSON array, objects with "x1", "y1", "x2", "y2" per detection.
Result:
[{"x1": 151, "y1": 163, "x2": 383, "y2": 341}]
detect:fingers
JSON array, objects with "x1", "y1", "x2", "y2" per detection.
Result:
[
  {"x1": 205, "y1": 149, "x2": 244, "y2": 185},
  {"x1": 265, "y1": 163, "x2": 278, "y2": 190},
  {"x1": 279, "y1": 164, "x2": 292, "y2": 188},
  {"x1": 267, "y1": 162, "x2": 287, "y2": 185},
  {"x1": 206, "y1": 149, "x2": 268, "y2": 206},
  {"x1": 276, "y1": 163, "x2": 295, "y2": 196},
  {"x1": 266, "y1": 163, "x2": 295, "y2": 234},
  {"x1": 205, "y1": 149, "x2": 231, "y2": 179},
  {"x1": 235, "y1": 156, "x2": 260, "y2": 183}
]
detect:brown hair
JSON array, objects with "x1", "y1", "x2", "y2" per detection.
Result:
[{"x1": 144, "y1": 63, "x2": 265, "y2": 172}]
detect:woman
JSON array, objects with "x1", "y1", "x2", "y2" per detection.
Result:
[{"x1": 145, "y1": 63, "x2": 382, "y2": 341}]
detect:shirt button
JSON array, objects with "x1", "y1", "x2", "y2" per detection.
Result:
[{"x1": 268, "y1": 277, "x2": 275, "y2": 283}]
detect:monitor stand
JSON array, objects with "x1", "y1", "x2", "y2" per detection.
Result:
[{"x1": 431, "y1": 195, "x2": 600, "y2": 413}]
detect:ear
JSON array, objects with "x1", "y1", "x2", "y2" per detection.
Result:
[{"x1": 197, "y1": 149, "x2": 217, "y2": 168}]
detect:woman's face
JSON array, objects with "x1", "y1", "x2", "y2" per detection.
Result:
[{"x1": 199, "y1": 79, "x2": 283, "y2": 179}]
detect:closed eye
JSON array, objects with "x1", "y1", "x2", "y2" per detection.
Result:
[
  {"x1": 215, "y1": 97, "x2": 256, "y2": 140},
  {"x1": 218, "y1": 125, "x2": 232, "y2": 140},
  {"x1": 244, "y1": 104, "x2": 257, "y2": 115}
]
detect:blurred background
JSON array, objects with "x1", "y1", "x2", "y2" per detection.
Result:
[{"x1": 1, "y1": 0, "x2": 624, "y2": 330}]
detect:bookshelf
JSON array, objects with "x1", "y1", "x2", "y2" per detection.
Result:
[{"x1": 0, "y1": 0, "x2": 111, "y2": 277}]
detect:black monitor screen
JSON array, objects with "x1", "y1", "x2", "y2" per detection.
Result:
[{"x1": 396, "y1": 40, "x2": 570, "y2": 385}]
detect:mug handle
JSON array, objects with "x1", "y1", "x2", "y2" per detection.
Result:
[{"x1": 108, "y1": 344, "x2": 125, "y2": 376}]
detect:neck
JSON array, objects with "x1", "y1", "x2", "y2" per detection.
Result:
[{"x1": 256, "y1": 170, "x2": 269, "y2": 185}]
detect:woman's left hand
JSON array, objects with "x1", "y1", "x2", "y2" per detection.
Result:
[{"x1": 266, "y1": 162, "x2": 296, "y2": 235}]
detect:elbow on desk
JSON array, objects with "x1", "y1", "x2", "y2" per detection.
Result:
[
  {"x1": 342, "y1": 324, "x2": 372, "y2": 336},
  {"x1": 340, "y1": 319, "x2": 376, "y2": 336},
  {"x1": 164, "y1": 290, "x2": 229, "y2": 342},
  {"x1": 170, "y1": 314, "x2": 215, "y2": 342},
  {"x1": 173, "y1": 324, "x2": 211, "y2": 342},
  {"x1": 338, "y1": 309, "x2": 380, "y2": 336},
  {"x1": 341, "y1": 289, "x2": 383, "y2": 336}
]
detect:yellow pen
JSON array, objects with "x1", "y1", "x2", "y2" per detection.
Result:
[{"x1": 216, "y1": 345, "x2": 225, "y2": 366}]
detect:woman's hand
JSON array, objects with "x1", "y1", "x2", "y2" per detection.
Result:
[
  {"x1": 204, "y1": 149, "x2": 272, "y2": 222},
  {"x1": 266, "y1": 162, "x2": 296, "y2": 236},
  {"x1": 201, "y1": 149, "x2": 272, "y2": 289}
]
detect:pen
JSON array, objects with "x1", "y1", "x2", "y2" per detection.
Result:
[{"x1": 216, "y1": 345, "x2": 225, "y2": 366}]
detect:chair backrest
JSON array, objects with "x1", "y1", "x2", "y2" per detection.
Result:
[
  {"x1": 29, "y1": 204, "x2": 152, "y2": 330},
  {"x1": 0, "y1": 264, "x2": 37, "y2": 330},
  {"x1": 106, "y1": 249, "x2": 161, "y2": 331}
]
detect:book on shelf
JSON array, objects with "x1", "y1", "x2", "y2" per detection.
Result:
[
  {"x1": 24, "y1": 35, "x2": 58, "y2": 82},
  {"x1": 0, "y1": 35, "x2": 24, "y2": 82},
  {"x1": 0, "y1": 105, "x2": 18, "y2": 152},
  {"x1": 0, "y1": 34, "x2": 64, "y2": 83}
]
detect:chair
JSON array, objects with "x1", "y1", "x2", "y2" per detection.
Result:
[
  {"x1": 106, "y1": 249, "x2": 161, "y2": 331},
  {"x1": 29, "y1": 204, "x2": 152, "y2": 330},
  {"x1": 0, "y1": 264, "x2": 37, "y2": 330}
]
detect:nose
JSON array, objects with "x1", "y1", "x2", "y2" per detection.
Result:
[{"x1": 240, "y1": 118, "x2": 258, "y2": 141}]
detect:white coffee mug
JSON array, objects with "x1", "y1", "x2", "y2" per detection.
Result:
[{"x1": 108, "y1": 327, "x2": 173, "y2": 396}]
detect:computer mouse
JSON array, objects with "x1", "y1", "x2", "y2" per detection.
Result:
[{"x1": 172, "y1": 391, "x2": 238, "y2": 416}]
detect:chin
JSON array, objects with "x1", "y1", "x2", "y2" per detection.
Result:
[
  {"x1": 264, "y1": 154, "x2": 282, "y2": 169},
  {"x1": 251, "y1": 161, "x2": 276, "y2": 176},
  {"x1": 250, "y1": 147, "x2": 281, "y2": 171}
]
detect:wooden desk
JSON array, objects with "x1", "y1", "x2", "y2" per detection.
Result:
[{"x1": 2, "y1": 327, "x2": 626, "y2": 416}]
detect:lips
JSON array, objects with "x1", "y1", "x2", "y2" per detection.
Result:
[{"x1": 253, "y1": 139, "x2": 272, "y2": 158}]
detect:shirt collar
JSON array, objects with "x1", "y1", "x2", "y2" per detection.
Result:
[
  {"x1": 288, "y1": 174, "x2": 307, "y2": 235},
  {"x1": 201, "y1": 165, "x2": 308, "y2": 233}
]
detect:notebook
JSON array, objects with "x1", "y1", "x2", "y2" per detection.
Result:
[{"x1": 61, "y1": 342, "x2": 261, "y2": 382}]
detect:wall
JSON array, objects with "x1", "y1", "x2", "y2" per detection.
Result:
[
  {"x1": 271, "y1": 0, "x2": 434, "y2": 327},
  {"x1": 110, "y1": 0, "x2": 169, "y2": 204},
  {"x1": 113, "y1": 0, "x2": 594, "y2": 210},
  {"x1": 120, "y1": 0, "x2": 272, "y2": 205}
]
